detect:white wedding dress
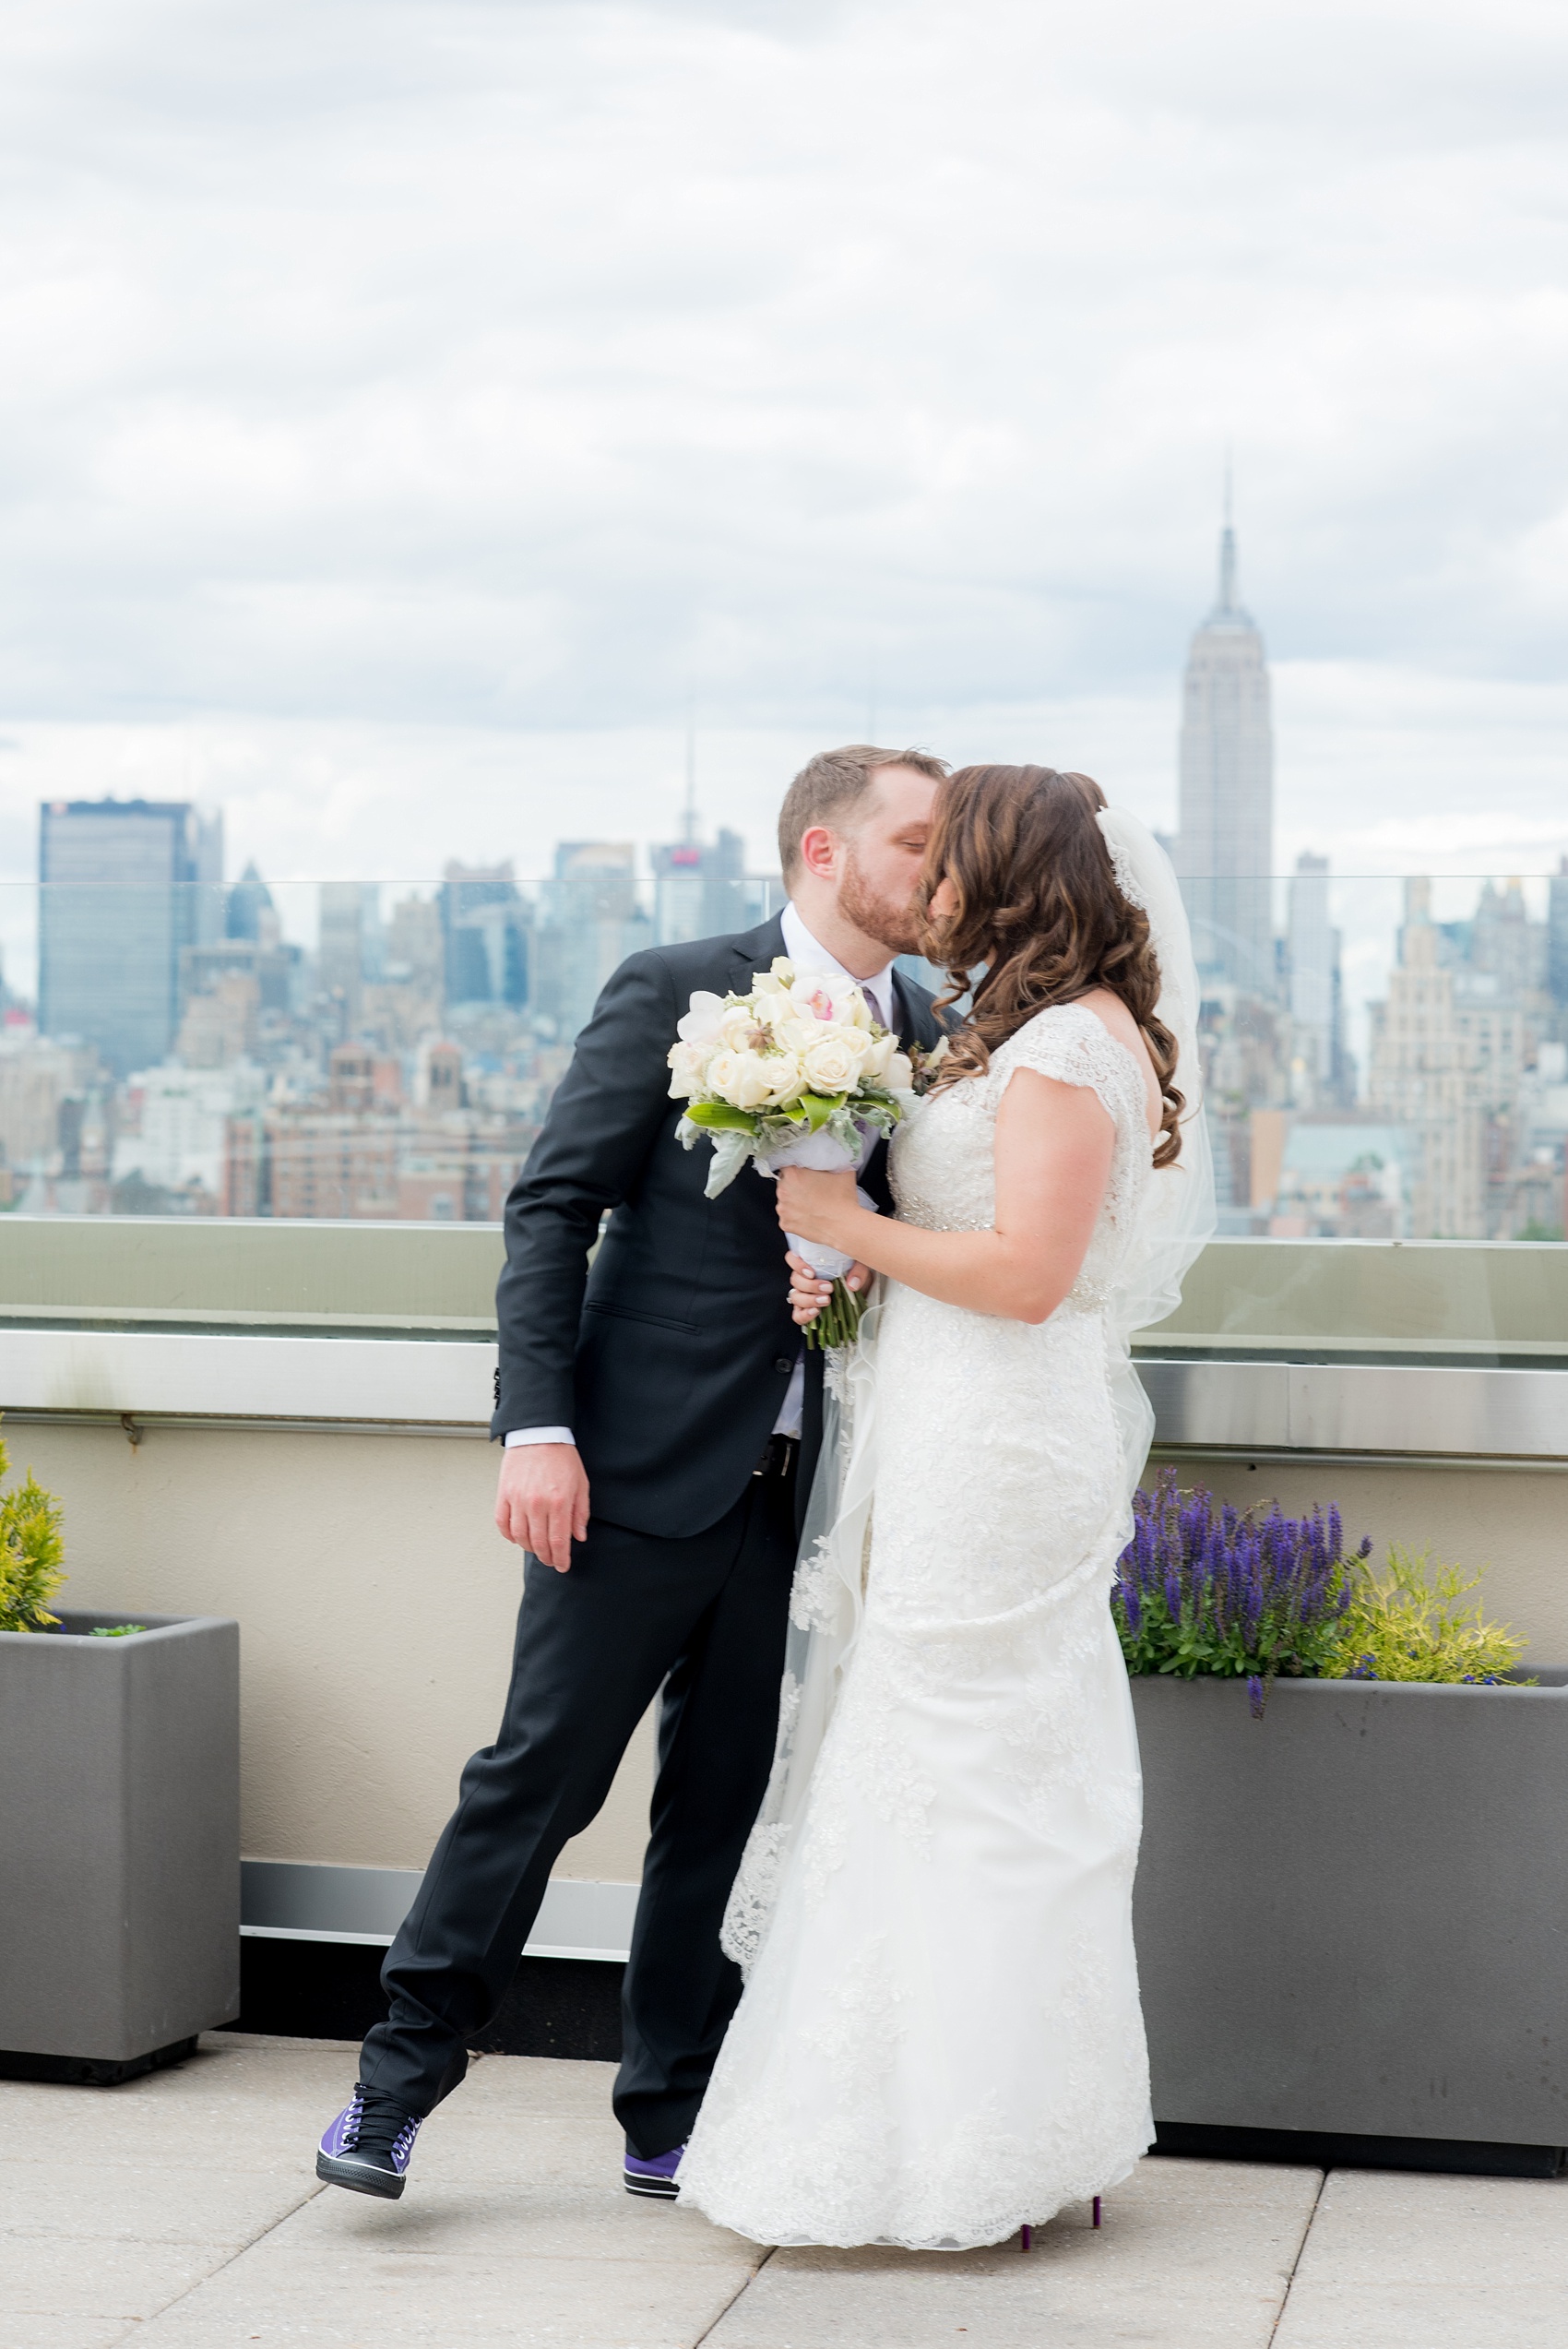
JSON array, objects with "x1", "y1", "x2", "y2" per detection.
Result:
[{"x1": 678, "y1": 1001, "x2": 1167, "y2": 2251}]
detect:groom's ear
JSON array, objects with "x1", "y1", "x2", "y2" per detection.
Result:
[{"x1": 796, "y1": 824, "x2": 842, "y2": 883}]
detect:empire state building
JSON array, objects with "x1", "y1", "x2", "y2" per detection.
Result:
[{"x1": 1177, "y1": 518, "x2": 1275, "y2": 996}]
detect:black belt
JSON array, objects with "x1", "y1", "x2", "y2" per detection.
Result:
[{"x1": 752, "y1": 1434, "x2": 801, "y2": 1479}]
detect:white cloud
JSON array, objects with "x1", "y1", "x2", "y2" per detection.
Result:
[{"x1": 0, "y1": 0, "x2": 1565, "y2": 895}]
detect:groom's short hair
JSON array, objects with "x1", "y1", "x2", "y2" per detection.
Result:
[{"x1": 778, "y1": 745, "x2": 949, "y2": 882}]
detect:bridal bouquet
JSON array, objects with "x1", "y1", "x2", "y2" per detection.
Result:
[{"x1": 668, "y1": 957, "x2": 913, "y2": 1347}]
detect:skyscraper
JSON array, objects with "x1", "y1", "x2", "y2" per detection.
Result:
[
  {"x1": 1367, "y1": 879, "x2": 1487, "y2": 1237},
  {"x1": 440, "y1": 864, "x2": 530, "y2": 1010},
  {"x1": 651, "y1": 829, "x2": 746, "y2": 946},
  {"x1": 650, "y1": 755, "x2": 746, "y2": 948},
  {"x1": 39, "y1": 798, "x2": 222, "y2": 1076},
  {"x1": 1549, "y1": 855, "x2": 1568, "y2": 1022},
  {"x1": 1287, "y1": 852, "x2": 1336, "y2": 1096},
  {"x1": 540, "y1": 842, "x2": 649, "y2": 1039},
  {"x1": 1177, "y1": 512, "x2": 1275, "y2": 996}
]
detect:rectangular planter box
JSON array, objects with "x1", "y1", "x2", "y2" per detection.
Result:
[
  {"x1": 0, "y1": 1609, "x2": 241, "y2": 2079},
  {"x1": 1132, "y1": 1672, "x2": 1568, "y2": 2159}
]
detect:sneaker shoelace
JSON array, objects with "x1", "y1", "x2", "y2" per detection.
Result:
[{"x1": 343, "y1": 2083, "x2": 422, "y2": 2165}]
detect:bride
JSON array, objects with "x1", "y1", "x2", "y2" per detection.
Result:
[{"x1": 675, "y1": 764, "x2": 1216, "y2": 2251}]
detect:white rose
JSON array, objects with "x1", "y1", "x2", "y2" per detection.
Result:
[
  {"x1": 717, "y1": 1049, "x2": 781, "y2": 1111},
  {"x1": 705, "y1": 1048, "x2": 746, "y2": 1105},
  {"x1": 802, "y1": 1035, "x2": 861, "y2": 1095},
  {"x1": 885, "y1": 1050, "x2": 915, "y2": 1092},
  {"x1": 772, "y1": 1014, "x2": 823, "y2": 1055},
  {"x1": 762, "y1": 1050, "x2": 805, "y2": 1105},
  {"x1": 666, "y1": 1041, "x2": 708, "y2": 1099},
  {"x1": 676, "y1": 990, "x2": 726, "y2": 1048},
  {"x1": 858, "y1": 1031, "x2": 896, "y2": 1083}
]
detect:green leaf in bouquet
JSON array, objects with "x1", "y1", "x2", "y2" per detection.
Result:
[
  {"x1": 796, "y1": 1091, "x2": 843, "y2": 1131},
  {"x1": 683, "y1": 1101, "x2": 760, "y2": 1133}
]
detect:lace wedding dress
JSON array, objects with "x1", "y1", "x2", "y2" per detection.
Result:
[{"x1": 678, "y1": 1001, "x2": 1168, "y2": 2251}]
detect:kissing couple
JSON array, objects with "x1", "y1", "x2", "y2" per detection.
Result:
[{"x1": 316, "y1": 746, "x2": 1216, "y2": 2249}]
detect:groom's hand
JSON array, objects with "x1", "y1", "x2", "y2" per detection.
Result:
[{"x1": 495, "y1": 1443, "x2": 590, "y2": 1572}]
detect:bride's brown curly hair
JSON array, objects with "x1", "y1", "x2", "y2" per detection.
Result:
[{"x1": 919, "y1": 765, "x2": 1184, "y2": 1168}]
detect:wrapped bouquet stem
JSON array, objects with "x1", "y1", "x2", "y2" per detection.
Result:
[
  {"x1": 758, "y1": 1127, "x2": 878, "y2": 1351},
  {"x1": 667, "y1": 957, "x2": 915, "y2": 1350}
]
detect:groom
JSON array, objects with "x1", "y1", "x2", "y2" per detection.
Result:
[{"x1": 315, "y1": 745, "x2": 947, "y2": 2200}]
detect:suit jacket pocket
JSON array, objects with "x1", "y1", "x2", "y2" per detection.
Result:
[{"x1": 582, "y1": 1298, "x2": 700, "y2": 1336}]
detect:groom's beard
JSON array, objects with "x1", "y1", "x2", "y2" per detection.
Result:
[{"x1": 837, "y1": 846, "x2": 926, "y2": 960}]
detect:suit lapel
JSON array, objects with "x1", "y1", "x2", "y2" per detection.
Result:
[
  {"x1": 728, "y1": 912, "x2": 787, "y2": 995},
  {"x1": 891, "y1": 964, "x2": 941, "y2": 1051}
]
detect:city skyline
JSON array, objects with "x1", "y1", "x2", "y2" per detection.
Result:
[
  {"x1": 5, "y1": 772, "x2": 1565, "y2": 1239},
  {"x1": 1, "y1": 508, "x2": 1563, "y2": 1242}
]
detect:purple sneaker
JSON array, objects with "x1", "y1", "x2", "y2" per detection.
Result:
[
  {"x1": 316, "y1": 2084, "x2": 423, "y2": 2200},
  {"x1": 624, "y1": 2140, "x2": 685, "y2": 2200}
]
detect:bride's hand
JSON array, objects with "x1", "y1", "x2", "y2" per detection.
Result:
[
  {"x1": 787, "y1": 1250, "x2": 871, "y2": 1327},
  {"x1": 776, "y1": 1164, "x2": 858, "y2": 1247}
]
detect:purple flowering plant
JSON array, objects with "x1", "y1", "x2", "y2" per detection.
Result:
[{"x1": 1112, "y1": 1469, "x2": 1372, "y2": 1718}]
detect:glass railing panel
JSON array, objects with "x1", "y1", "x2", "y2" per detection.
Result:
[{"x1": 1136, "y1": 1237, "x2": 1568, "y2": 1365}]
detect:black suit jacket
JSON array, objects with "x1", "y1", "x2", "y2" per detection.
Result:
[{"x1": 491, "y1": 912, "x2": 942, "y2": 1540}]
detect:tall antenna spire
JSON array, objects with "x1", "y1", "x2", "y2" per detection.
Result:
[
  {"x1": 1218, "y1": 447, "x2": 1237, "y2": 614},
  {"x1": 682, "y1": 690, "x2": 699, "y2": 844}
]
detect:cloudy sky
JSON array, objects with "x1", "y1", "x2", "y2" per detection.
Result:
[{"x1": 1, "y1": 0, "x2": 1566, "y2": 945}]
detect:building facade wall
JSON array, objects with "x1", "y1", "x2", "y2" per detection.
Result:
[{"x1": 8, "y1": 1413, "x2": 1565, "y2": 1901}]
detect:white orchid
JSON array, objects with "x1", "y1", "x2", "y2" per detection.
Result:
[{"x1": 676, "y1": 991, "x2": 726, "y2": 1048}]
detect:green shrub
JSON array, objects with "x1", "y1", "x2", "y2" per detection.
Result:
[
  {"x1": 0, "y1": 1426, "x2": 66, "y2": 1634},
  {"x1": 1329, "y1": 1544, "x2": 1529, "y2": 1685}
]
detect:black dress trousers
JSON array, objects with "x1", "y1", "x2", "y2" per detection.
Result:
[{"x1": 361, "y1": 1445, "x2": 800, "y2": 2156}]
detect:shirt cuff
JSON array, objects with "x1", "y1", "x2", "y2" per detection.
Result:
[{"x1": 503, "y1": 1426, "x2": 576, "y2": 1448}]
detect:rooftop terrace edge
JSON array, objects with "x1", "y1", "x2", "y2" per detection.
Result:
[{"x1": 0, "y1": 1221, "x2": 1564, "y2": 1356}]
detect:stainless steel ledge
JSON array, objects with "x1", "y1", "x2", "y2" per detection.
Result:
[
  {"x1": 1140, "y1": 1359, "x2": 1568, "y2": 1464},
  {"x1": 0, "y1": 1328, "x2": 496, "y2": 1427},
  {"x1": 4, "y1": 1326, "x2": 1565, "y2": 1463},
  {"x1": 240, "y1": 1861, "x2": 636, "y2": 1961}
]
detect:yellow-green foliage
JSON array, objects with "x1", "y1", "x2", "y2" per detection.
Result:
[
  {"x1": 0, "y1": 1425, "x2": 66, "y2": 1634},
  {"x1": 1331, "y1": 1544, "x2": 1528, "y2": 1685}
]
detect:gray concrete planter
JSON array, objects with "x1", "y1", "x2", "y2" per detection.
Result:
[
  {"x1": 1132, "y1": 1672, "x2": 1568, "y2": 2164},
  {"x1": 0, "y1": 1609, "x2": 240, "y2": 2082}
]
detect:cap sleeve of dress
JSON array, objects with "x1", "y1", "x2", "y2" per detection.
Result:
[{"x1": 988, "y1": 1002, "x2": 1146, "y2": 1137}]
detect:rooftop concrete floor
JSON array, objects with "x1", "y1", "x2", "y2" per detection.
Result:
[{"x1": 2, "y1": 2033, "x2": 1564, "y2": 2348}]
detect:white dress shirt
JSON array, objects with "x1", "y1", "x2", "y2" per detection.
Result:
[{"x1": 504, "y1": 903, "x2": 897, "y2": 1451}]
